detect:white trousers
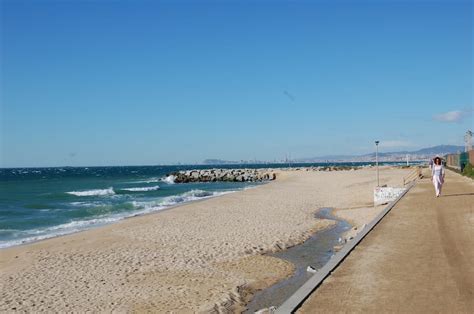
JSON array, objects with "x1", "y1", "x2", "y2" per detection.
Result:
[{"x1": 432, "y1": 175, "x2": 443, "y2": 196}]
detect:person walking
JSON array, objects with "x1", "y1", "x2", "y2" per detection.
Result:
[{"x1": 431, "y1": 157, "x2": 445, "y2": 197}]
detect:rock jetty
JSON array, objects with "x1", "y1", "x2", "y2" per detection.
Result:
[{"x1": 168, "y1": 169, "x2": 276, "y2": 183}]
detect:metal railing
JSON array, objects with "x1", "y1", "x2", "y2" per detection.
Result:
[{"x1": 403, "y1": 167, "x2": 422, "y2": 186}]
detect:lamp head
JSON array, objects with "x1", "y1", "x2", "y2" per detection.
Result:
[{"x1": 375, "y1": 141, "x2": 379, "y2": 145}]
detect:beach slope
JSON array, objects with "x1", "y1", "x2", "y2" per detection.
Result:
[{"x1": 0, "y1": 167, "x2": 409, "y2": 312}]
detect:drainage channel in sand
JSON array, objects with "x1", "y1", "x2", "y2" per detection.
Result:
[{"x1": 245, "y1": 208, "x2": 351, "y2": 313}]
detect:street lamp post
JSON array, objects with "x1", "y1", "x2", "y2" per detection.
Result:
[{"x1": 375, "y1": 141, "x2": 380, "y2": 187}]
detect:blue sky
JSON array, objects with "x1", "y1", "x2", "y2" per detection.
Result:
[{"x1": 1, "y1": 0, "x2": 472, "y2": 167}]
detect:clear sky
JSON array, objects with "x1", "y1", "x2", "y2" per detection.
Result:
[{"x1": 1, "y1": 0, "x2": 472, "y2": 167}]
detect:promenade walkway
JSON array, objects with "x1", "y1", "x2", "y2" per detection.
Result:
[{"x1": 298, "y1": 169, "x2": 473, "y2": 313}]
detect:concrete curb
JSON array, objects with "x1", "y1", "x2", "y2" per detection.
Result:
[{"x1": 275, "y1": 181, "x2": 417, "y2": 314}]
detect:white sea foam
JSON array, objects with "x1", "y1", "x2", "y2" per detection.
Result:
[
  {"x1": 0, "y1": 216, "x2": 124, "y2": 249},
  {"x1": 128, "y1": 178, "x2": 161, "y2": 184},
  {"x1": 66, "y1": 187, "x2": 115, "y2": 196},
  {"x1": 130, "y1": 189, "x2": 233, "y2": 214},
  {"x1": 1, "y1": 189, "x2": 236, "y2": 249},
  {"x1": 121, "y1": 185, "x2": 160, "y2": 192},
  {"x1": 161, "y1": 175, "x2": 176, "y2": 184},
  {"x1": 159, "y1": 189, "x2": 232, "y2": 206},
  {"x1": 45, "y1": 217, "x2": 121, "y2": 231},
  {"x1": 69, "y1": 201, "x2": 108, "y2": 207}
]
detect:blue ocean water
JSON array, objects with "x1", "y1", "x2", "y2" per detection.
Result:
[
  {"x1": 0, "y1": 162, "x2": 404, "y2": 248},
  {"x1": 0, "y1": 165, "x2": 256, "y2": 248}
]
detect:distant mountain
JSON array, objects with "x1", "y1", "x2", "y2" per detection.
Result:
[
  {"x1": 203, "y1": 145, "x2": 466, "y2": 164},
  {"x1": 369, "y1": 145, "x2": 463, "y2": 156},
  {"x1": 358, "y1": 145, "x2": 464, "y2": 158},
  {"x1": 202, "y1": 159, "x2": 240, "y2": 165},
  {"x1": 296, "y1": 155, "x2": 357, "y2": 162},
  {"x1": 412, "y1": 145, "x2": 464, "y2": 155},
  {"x1": 298, "y1": 145, "x2": 465, "y2": 162},
  {"x1": 202, "y1": 159, "x2": 271, "y2": 165}
]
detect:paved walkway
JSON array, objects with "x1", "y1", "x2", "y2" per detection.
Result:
[{"x1": 299, "y1": 169, "x2": 474, "y2": 313}]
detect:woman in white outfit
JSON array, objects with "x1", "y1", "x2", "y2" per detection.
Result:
[{"x1": 431, "y1": 157, "x2": 445, "y2": 197}]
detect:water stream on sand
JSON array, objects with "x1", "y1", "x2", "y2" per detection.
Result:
[{"x1": 245, "y1": 208, "x2": 351, "y2": 313}]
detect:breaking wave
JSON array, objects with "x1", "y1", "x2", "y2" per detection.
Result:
[
  {"x1": 1, "y1": 189, "x2": 236, "y2": 249},
  {"x1": 0, "y1": 217, "x2": 122, "y2": 249},
  {"x1": 121, "y1": 185, "x2": 160, "y2": 192},
  {"x1": 161, "y1": 175, "x2": 176, "y2": 184},
  {"x1": 66, "y1": 188, "x2": 115, "y2": 197}
]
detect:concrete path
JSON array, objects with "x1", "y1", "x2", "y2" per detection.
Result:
[{"x1": 298, "y1": 169, "x2": 474, "y2": 313}]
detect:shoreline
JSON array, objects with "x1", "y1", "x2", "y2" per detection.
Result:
[
  {"x1": 0, "y1": 183, "x2": 264, "y2": 250},
  {"x1": 0, "y1": 165, "x2": 375, "y2": 250},
  {"x1": 0, "y1": 167, "x2": 412, "y2": 312}
]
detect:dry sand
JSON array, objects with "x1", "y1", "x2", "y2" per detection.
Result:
[
  {"x1": 334, "y1": 205, "x2": 388, "y2": 241},
  {"x1": 0, "y1": 167, "x2": 410, "y2": 312}
]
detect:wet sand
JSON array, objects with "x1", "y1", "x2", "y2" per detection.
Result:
[{"x1": 0, "y1": 167, "x2": 410, "y2": 312}]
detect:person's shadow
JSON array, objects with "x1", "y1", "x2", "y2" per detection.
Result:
[{"x1": 441, "y1": 193, "x2": 474, "y2": 197}]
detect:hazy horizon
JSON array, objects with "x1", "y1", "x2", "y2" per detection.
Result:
[{"x1": 0, "y1": 143, "x2": 465, "y2": 169}]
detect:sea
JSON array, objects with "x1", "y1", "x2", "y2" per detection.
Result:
[{"x1": 0, "y1": 162, "x2": 410, "y2": 249}]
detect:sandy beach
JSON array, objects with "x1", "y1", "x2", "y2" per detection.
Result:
[{"x1": 0, "y1": 167, "x2": 411, "y2": 312}]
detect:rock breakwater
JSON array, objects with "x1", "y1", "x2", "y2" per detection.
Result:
[
  {"x1": 168, "y1": 169, "x2": 277, "y2": 183},
  {"x1": 167, "y1": 166, "x2": 362, "y2": 184}
]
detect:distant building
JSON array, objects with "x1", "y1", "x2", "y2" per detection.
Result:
[{"x1": 465, "y1": 130, "x2": 473, "y2": 152}]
